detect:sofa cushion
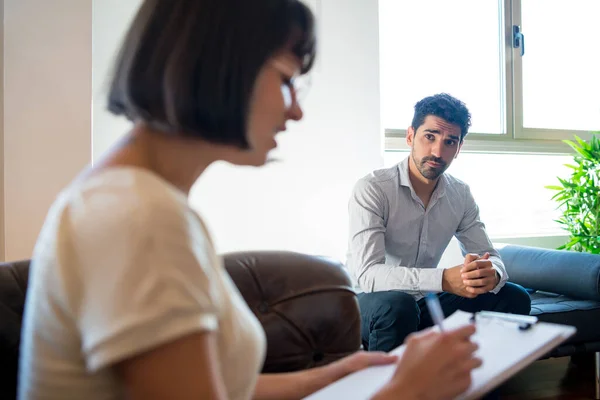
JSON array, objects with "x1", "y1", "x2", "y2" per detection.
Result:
[
  {"x1": 530, "y1": 290, "x2": 600, "y2": 346},
  {"x1": 498, "y1": 245, "x2": 600, "y2": 301}
]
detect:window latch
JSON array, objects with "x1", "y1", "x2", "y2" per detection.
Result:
[{"x1": 513, "y1": 25, "x2": 525, "y2": 56}]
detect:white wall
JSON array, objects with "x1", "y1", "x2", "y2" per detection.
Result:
[
  {"x1": 3, "y1": 0, "x2": 92, "y2": 260},
  {"x1": 92, "y1": 0, "x2": 141, "y2": 161},
  {"x1": 1, "y1": 0, "x2": 567, "y2": 262},
  {"x1": 92, "y1": 0, "x2": 384, "y2": 261},
  {"x1": 190, "y1": 0, "x2": 383, "y2": 260}
]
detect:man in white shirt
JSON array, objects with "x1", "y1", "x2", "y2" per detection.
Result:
[{"x1": 346, "y1": 93, "x2": 531, "y2": 352}]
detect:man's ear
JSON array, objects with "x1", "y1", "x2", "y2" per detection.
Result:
[
  {"x1": 455, "y1": 140, "x2": 464, "y2": 159},
  {"x1": 406, "y1": 126, "x2": 415, "y2": 147}
]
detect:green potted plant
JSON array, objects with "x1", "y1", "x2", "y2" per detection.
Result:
[{"x1": 546, "y1": 132, "x2": 600, "y2": 254}]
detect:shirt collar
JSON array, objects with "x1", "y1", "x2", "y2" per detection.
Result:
[{"x1": 398, "y1": 156, "x2": 447, "y2": 198}]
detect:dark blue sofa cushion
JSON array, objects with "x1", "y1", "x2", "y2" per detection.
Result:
[
  {"x1": 498, "y1": 245, "x2": 600, "y2": 301},
  {"x1": 530, "y1": 291, "x2": 600, "y2": 347}
]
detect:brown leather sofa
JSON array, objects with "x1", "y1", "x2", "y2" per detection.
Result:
[{"x1": 0, "y1": 251, "x2": 361, "y2": 399}]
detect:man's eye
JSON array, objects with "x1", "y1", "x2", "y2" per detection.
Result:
[
  {"x1": 425, "y1": 134, "x2": 434, "y2": 140},
  {"x1": 446, "y1": 140, "x2": 456, "y2": 146}
]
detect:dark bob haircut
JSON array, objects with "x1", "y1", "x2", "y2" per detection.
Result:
[
  {"x1": 107, "y1": 0, "x2": 316, "y2": 149},
  {"x1": 411, "y1": 93, "x2": 472, "y2": 141}
]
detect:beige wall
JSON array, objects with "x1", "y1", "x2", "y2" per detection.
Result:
[{"x1": 3, "y1": 0, "x2": 92, "y2": 261}]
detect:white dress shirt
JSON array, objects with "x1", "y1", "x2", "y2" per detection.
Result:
[{"x1": 346, "y1": 156, "x2": 507, "y2": 300}]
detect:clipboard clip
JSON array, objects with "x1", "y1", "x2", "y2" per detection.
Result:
[{"x1": 469, "y1": 311, "x2": 539, "y2": 331}]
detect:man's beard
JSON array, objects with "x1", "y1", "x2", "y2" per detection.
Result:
[{"x1": 414, "y1": 154, "x2": 448, "y2": 180}]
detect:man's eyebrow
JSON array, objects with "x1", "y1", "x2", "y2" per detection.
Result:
[{"x1": 423, "y1": 129, "x2": 460, "y2": 140}]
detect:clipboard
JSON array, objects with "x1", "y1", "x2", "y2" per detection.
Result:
[{"x1": 304, "y1": 310, "x2": 576, "y2": 400}]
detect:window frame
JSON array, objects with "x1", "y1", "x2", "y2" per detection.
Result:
[{"x1": 382, "y1": 0, "x2": 598, "y2": 155}]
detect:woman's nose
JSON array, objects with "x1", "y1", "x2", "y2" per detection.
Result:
[{"x1": 286, "y1": 101, "x2": 303, "y2": 121}]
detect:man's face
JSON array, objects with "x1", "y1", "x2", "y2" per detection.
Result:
[{"x1": 406, "y1": 115, "x2": 463, "y2": 180}]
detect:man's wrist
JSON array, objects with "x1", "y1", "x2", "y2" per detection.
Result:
[{"x1": 441, "y1": 269, "x2": 449, "y2": 292}]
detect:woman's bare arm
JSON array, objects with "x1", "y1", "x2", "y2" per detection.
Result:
[{"x1": 115, "y1": 332, "x2": 228, "y2": 400}]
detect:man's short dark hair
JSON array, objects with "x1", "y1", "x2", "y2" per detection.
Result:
[
  {"x1": 410, "y1": 93, "x2": 472, "y2": 141},
  {"x1": 107, "y1": 0, "x2": 316, "y2": 149}
]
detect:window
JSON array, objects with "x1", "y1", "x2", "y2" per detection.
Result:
[
  {"x1": 520, "y1": 0, "x2": 600, "y2": 135},
  {"x1": 379, "y1": 0, "x2": 600, "y2": 153},
  {"x1": 379, "y1": 1, "x2": 506, "y2": 136},
  {"x1": 383, "y1": 151, "x2": 572, "y2": 238}
]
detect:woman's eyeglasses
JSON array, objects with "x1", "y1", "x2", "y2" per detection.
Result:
[{"x1": 271, "y1": 59, "x2": 311, "y2": 110}]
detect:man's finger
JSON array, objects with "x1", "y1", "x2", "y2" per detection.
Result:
[
  {"x1": 473, "y1": 259, "x2": 493, "y2": 269},
  {"x1": 463, "y1": 277, "x2": 496, "y2": 288},
  {"x1": 462, "y1": 259, "x2": 493, "y2": 273},
  {"x1": 463, "y1": 253, "x2": 480, "y2": 265},
  {"x1": 463, "y1": 278, "x2": 487, "y2": 287},
  {"x1": 462, "y1": 253, "x2": 490, "y2": 271},
  {"x1": 466, "y1": 285, "x2": 492, "y2": 295},
  {"x1": 461, "y1": 261, "x2": 478, "y2": 273},
  {"x1": 462, "y1": 267, "x2": 495, "y2": 279}
]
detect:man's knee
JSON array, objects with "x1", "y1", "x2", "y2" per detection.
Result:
[
  {"x1": 497, "y1": 282, "x2": 531, "y2": 315},
  {"x1": 358, "y1": 291, "x2": 420, "y2": 334},
  {"x1": 382, "y1": 291, "x2": 419, "y2": 323}
]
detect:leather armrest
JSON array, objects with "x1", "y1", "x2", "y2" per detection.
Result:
[
  {"x1": 223, "y1": 251, "x2": 360, "y2": 372},
  {"x1": 0, "y1": 259, "x2": 31, "y2": 400}
]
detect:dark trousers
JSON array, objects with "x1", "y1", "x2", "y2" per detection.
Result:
[{"x1": 357, "y1": 282, "x2": 531, "y2": 352}]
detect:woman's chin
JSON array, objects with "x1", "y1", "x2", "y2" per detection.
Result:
[{"x1": 225, "y1": 150, "x2": 269, "y2": 167}]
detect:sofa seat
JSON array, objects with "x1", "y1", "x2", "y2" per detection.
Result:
[
  {"x1": 498, "y1": 242, "x2": 600, "y2": 397},
  {"x1": 530, "y1": 290, "x2": 600, "y2": 352}
]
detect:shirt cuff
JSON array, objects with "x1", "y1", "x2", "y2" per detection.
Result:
[
  {"x1": 490, "y1": 266, "x2": 507, "y2": 294},
  {"x1": 418, "y1": 267, "x2": 445, "y2": 293}
]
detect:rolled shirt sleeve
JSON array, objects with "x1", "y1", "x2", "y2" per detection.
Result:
[{"x1": 346, "y1": 179, "x2": 444, "y2": 294}]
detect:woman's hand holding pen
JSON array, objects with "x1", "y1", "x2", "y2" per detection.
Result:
[{"x1": 372, "y1": 325, "x2": 482, "y2": 400}]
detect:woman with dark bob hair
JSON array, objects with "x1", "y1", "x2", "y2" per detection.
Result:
[{"x1": 18, "y1": 1, "x2": 480, "y2": 399}]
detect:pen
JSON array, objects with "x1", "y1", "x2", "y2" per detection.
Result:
[{"x1": 425, "y1": 293, "x2": 445, "y2": 332}]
